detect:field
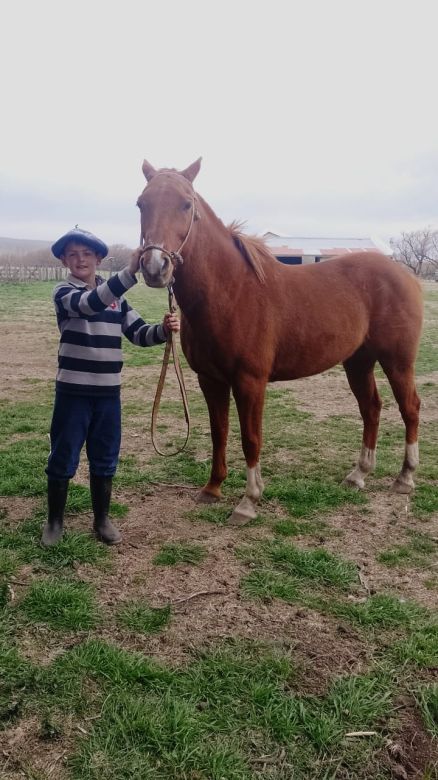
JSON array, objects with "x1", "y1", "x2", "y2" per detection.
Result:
[{"x1": 0, "y1": 279, "x2": 437, "y2": 780}]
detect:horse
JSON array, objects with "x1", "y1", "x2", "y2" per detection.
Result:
[{"x1": 137, "y1": 158, "x2": 423, "y2": 525}]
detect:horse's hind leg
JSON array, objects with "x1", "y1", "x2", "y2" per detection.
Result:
[
  {"x1": 381, "y1": 363, "x2": 420, "y2": 494},
  {"x1": 197, "y1": 374, "x2": 231, "y2": 503},
  {"x1": 343, "y1": 350, "x2": 382, "y2": 489}
]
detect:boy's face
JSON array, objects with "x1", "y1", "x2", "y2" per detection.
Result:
[{"x1": 60, "y1": 242, "x2": 102, "y2": 286}]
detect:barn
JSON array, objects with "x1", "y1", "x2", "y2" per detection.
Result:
[{"x1": 263, "y1": 233, "x2": 393, "y2": 265}]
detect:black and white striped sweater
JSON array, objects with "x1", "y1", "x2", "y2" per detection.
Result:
[{"x1": 53, "y1": 268, "x2": 166, "y2": 396}]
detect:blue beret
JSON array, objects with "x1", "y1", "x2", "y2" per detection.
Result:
[{"x1": 51, "y1": 228, "x2": 108, "y2": 259}]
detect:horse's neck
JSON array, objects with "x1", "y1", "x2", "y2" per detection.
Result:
[{"x1": 174, "y1": 201, "x2": 244, "y2": 314}]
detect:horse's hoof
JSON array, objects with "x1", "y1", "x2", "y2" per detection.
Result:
[
  {"x1": 228, "y1": 510, "x2": 254, "y2": 527},
  {"x1": 196, "y1": 490, "x2": 220, "y2": 504},
  {"x1": 228, "y1": 496, "x2": 258, "y2": 526},
  {"x1": 343, "y1": 475, "x2": 365, "y2": 491},
  {"x1": 391, "y1": 478, "x2": 414, "y2": 495}
]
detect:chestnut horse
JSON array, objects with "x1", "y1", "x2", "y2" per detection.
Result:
[{"x1": 137, "y1": 159, "x2": 423, "y2": 525}]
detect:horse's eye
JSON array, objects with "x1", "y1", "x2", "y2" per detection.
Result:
[{"x1": 183, "y1": 201, "x2": 192, "y2": 211}]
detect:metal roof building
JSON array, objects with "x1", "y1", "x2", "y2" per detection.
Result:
[{"x1": 263, "y1": 233, "x2": 393, "y2": 265}]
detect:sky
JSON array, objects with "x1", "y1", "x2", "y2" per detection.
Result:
[{"x1": 1, "y1": 0, "x2": 437, "y2": 248}]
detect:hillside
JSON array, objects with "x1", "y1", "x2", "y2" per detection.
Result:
[{"x1": 0, "y1": 236, "x2": 51, "y2": 253}]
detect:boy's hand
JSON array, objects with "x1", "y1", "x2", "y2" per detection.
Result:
[
  {"x1": 162, "y1": 312, "x2": 180, "y2": 335},
  {"x1": 129, "y1": 248, "x2": 143, "y2": 276}
]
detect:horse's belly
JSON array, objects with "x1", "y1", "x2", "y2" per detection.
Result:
[{"x1": 269, "y1": 330, "x2": 365, "y2": 381}]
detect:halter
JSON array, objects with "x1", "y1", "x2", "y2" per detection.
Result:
[{"x1": 139, "y1": 175, "x2": 199, "y2": 275}]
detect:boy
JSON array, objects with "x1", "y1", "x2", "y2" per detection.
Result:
[{"x1": 42, "y1": 227, "x2": 179, "y2": 547}]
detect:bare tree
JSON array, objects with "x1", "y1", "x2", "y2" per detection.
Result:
[
  {"x1": 101, "y1": 244, "x2": 133, "y2": 271},
  {"x1": 391, "y1": 228, "x2": 438, "y2": 277}
]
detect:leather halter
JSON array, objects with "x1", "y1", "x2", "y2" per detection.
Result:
[{"x1": 139, "y1": 176, "x2": 198, "y2": 275}]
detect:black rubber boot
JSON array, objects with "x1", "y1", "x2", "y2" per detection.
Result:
[
  {"x1": 90, "y1": 474, "x2": 121, "y2": 545},
  {"x1": 41, "y1": 478, "x2": 69, "y2": 546}
]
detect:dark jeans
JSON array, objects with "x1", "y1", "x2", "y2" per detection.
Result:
[{"x1": 46, "y1": 392, "x2": 121, "y2": 479}]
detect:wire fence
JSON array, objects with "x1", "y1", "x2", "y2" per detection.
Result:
[{"x1": 0, "y1": 266, "x2": 122, "y2": 283}]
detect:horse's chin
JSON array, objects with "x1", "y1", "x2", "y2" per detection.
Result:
[{"x1": 141, "y1": 272, "x2": 169, "y2": 289}]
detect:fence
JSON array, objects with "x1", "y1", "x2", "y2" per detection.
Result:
[
  {"x1": 0, "y1": 266, "x2": 122, "y2": 283},
  {"x1": 0, "y1": 265, "x2": 71, "y2": 282}
]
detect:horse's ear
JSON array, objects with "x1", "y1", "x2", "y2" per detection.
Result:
[
  {"x1": 142, "y1": 159, "x2": 156, "y2": 181},
  {"x1": 180, "y1": 157, "x2": 202, "y2": 183}
]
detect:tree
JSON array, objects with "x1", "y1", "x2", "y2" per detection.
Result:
[{"x1": 391, "y1": 228, "x2": 438, "y2": 277}]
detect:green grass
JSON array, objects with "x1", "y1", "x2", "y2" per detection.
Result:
[
  {"x1": 415, "y1": 684, "x2": 438, "y2": 736},
  {"x1": 19, "y1": 578, "x2": 99, "y2": 631},
  {"x1": 411, "y1": 483, "x2": 438, "y2": 516},
  {"x1": 153, "y1": 542, "x2": 207, "y2": 566},
  {"x1": 237, "y1": 540, "x2": 358, "y2": 589},
  {"x1": 0, "y1": 281, "x2": 437, "y2": 777},
  {"x1": 378, "y1": 531, "x2": 438, "y2": 568},
  {"x1": 0, "y1": 515, "x2": 110, "y2": 569},
  {"x1": 185, "y1": 505, "x2": 233, "y2": 525},
  {"x1": 325, "y1": 593, "x2": 430, "y2": 628},
  {"x1": 273, "y1": 517, "x2": 329, "y2": 537},
  {"x1": 60, "y1": 640, "x2": 394, "y2": 779},
  {"x1": 393, "y1": 624, "x2": 438, "y2": 667},
  {"x1": 264, "y1": 476, "x2": 366, "y2": 518},
  {"x1": 116, "y1": 601, "x2": 171, "y2": 634}
]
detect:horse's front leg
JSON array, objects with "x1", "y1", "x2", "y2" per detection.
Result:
[
  {"x1": 229, "y1": 374, "x2": 266, "y2": 526},
  {"x1": 197, "y1": 374, "x2": 231, "y2": 503}
]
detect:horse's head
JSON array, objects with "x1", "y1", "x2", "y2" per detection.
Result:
[{"x1": 137, "y1": 158, "x2": 202, "y2": 288}]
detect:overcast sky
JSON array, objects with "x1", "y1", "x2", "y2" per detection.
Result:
[{"x1": 1, "y1": 0, "x2": 437, "y2": 247}]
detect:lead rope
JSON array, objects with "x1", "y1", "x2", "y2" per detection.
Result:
[{"x1": 150, "y1": 284, "x2": 190, "y2": 456}]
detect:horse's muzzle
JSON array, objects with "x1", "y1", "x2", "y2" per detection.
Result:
[{"x1": 140, "y1": 249, "x2": 173, "y2": 288}]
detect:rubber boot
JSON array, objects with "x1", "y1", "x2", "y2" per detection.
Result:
[
  {"x1": 90, "y1": 474, "x2": 121, "y2": 545},
  {"x1": 41, "y1": 478, "x2": 69, "y2": 546}
]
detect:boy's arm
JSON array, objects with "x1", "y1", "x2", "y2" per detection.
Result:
[
  {"x1": 121, "y1": 300, "x2": 167, "y2": 346},
  {"x1": 54, "y1": 268, "x2": 137, "y2": 318}
]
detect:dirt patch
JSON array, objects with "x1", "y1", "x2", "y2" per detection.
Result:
[
  {"x1": 0, "y1": 716, "x2": 73, "y2": 780},
  {"x1": 0, "y1": 495, "x2": 37, "y2": 523},
  {"x1": 314, "y1": 490, "x2": 438, "y2": 609},
  {"x1": 379, "y1": 699, "x2": 438, "y2": 779}
]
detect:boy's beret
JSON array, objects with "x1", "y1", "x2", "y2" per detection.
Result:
[{"x1": 52, "y1": 228, "x2": 108, "y2": 259}]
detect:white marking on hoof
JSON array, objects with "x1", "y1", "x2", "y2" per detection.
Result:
[
  {"x1": 343, "y1": 471, "x2": 366, "y2": 490},
  {"x1": 228, "y1": 495, "x2": 258, "y2": 526},
  {"x1": 404, "y1": 442, "x2": 419, "y2": 470},
  {"x1": 245, "y1": 464, "x2": 264, "y2": 502},
  {"x1": 344, "y1": 446, "x2": 376, "y2": 490},
  {"x1": 392, "y1": 442, "x2": 419, "y2": 494},
  {"x1": 391, "y1": 476, "x2": 414, "y2": 495}
]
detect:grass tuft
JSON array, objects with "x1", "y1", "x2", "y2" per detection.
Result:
[
  {"x1": 237, "y1": 540, "x2": 358, "y2": 589},
  {"x1": 19, "y1": 578, "x2": 99, "y2": 631},
  {"x1": 153, "y1": 542, "x2": 207, "y2": 566},
  {"x1": 116, "y1": 601, "x2": 171, "y2": 634}
]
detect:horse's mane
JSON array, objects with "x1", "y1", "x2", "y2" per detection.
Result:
[{"x1": 228, "y1": 221, "x2": 276, "y2": 283}]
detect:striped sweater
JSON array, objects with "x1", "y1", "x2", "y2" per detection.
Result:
[{"x1": 53, "y1": 268, "x2": 167, "y2": 396}]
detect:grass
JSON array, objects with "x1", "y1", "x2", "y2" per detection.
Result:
[
  {"x1": 116, "y1": 601, "x2": 172, "y2": 634},
  {"x1": 264, "y1": 476, "x2": 366, "y2": 518},
  {"x1": 0, "y1": 514, "x2": 110, "y2": 569},
  {"x1": 237, "y1": 540, "x2": 358, "y2": 590},
  {"x1": 153, "y1": 542, "x2": 207, "y2": 566},
  {"x1": 0, "y1": 280, "x2": 437, "y2": 777},
  {"x1": 378, "y1": 531, "x2": 438, "y2": 568},
  {"x1": 415, "y1": 684, "x2": 438, "y2": 736},
  {"x1": 19, "y1": 578, "x2": 99, "y2": 631}
]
